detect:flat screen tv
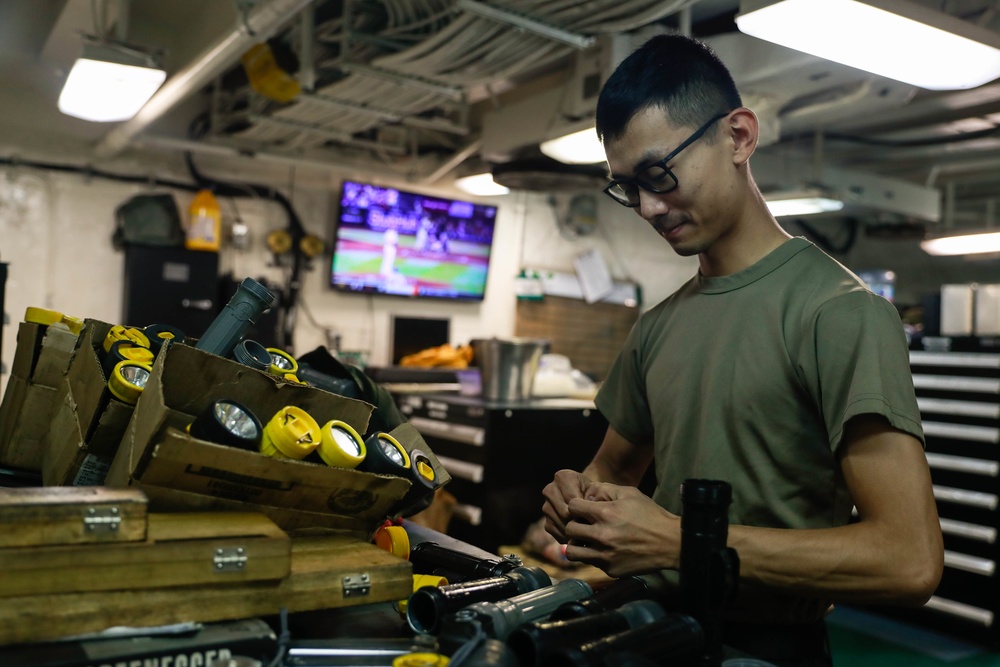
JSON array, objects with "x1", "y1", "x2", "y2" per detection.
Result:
[{"x1": 330, "y1": 180, "x2": 497, "y2": 301}]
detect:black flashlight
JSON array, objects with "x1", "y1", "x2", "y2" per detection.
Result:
[
  {"x1": 678, "y1": 479, "x2": 739, "y2": 666},
  {"x1": 189, "y1": 399, "x2": 263, "y2": 451}
]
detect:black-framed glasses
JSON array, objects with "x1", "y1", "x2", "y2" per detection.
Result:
[{"x1": 603, "y1": 111, "x2": 731, "y2": 208}]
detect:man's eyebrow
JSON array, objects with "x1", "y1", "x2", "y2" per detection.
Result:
[{"x1": 610, "y1": 148, "x2": 668, "y2": 180}]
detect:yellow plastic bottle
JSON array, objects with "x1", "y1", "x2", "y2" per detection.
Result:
[{"x1": 186, "y1": 189, "x2": 222, "y2": 252}]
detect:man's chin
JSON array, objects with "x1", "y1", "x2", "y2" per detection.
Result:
[
  {"x1": 669, "y1": 242, "x2": 701, "y2": 257},
  {"x1": 663, "y1": 236, "x2": 705, "y2": 257}
]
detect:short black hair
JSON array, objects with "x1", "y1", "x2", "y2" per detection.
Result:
[{"x1": 596, "y1": 33, "x2": 742, "y2": 144}]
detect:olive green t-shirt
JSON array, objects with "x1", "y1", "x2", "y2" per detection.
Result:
[{"x1": 595, "y1": 237, "x2": 923, "y2": 621}]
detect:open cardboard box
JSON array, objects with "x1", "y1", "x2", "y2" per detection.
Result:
[
  {"x1": 104, "y1": 341, "x2": 450, "y2": 537},
  {"x1": 42, "y1": 320, "x2": 136, "y2": 486},
  {"x1": 0, "y1": 320, "x2": 80, "y2": 472}
]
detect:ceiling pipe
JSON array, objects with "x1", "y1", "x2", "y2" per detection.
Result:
[
  {"x1": 298, "y1": 6, "x2": 315, "y2": 92},
  {"x1": 95, "y1": 0, "x2": 317, "y2": 158},
  {"x1": 421, "y1": 138, "x2": 483, "y2": 184}
]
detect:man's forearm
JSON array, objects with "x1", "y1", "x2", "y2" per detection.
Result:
[
  {"x1": 728, "y1": 518, "x2": 941, "y2": 605},
  {"x1": 582, "y1": 427, "x2": 653, "y2": 488}
]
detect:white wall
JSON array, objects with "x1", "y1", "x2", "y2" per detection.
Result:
[
  {"x1": 0, "y1": 154, "x2": 699, "y2": 400},
  {"x1": 5, "y1": 149, "x2": 999, "y2": 406}
]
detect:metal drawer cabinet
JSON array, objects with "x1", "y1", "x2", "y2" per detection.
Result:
[
  {"x1": 880, "y1": 349, "x2": 1000, "y2": 645},
  {"x1": 394, "y1": 392, "x2": 607, "y2": 555}
]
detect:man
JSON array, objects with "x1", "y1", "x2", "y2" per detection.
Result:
[{"x1": 541, "y1": 34, "x2": 943, "y2": 665}]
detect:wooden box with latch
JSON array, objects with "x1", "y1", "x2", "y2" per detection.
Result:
[
  {"x1": 0, "y1": 486, "x2": 148, "y2": 548},
  {"x1": 0, "y1": 510, "x2": 292, "y2": 598},
  {"x1": 0, "y1": 527, "x2": 412, "y2": 645}
]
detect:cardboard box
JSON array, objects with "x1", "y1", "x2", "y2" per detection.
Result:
[
  {"x1": 105, "y1": 341, "x2": 450, "y2": 536},
  {"x1": 41, "y1": 320, "x2": 135, "y2": 486},
  {"x1": 0, "y1": 321, "x2": 79, "y2": 471}
]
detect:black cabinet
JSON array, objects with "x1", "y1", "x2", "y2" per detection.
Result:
[
  {"x1": 876, "y1": 348, "x2": 1000, "y2": 645},
  {"x1": 394, "y1": 392, "x2": 608, "y2": 555},
  {"x1": 0, "y1": 262, "x2": 7, "y2": 374},
  {"x1": 122, "y1": 246, "x2": 219, "y2": 337}
]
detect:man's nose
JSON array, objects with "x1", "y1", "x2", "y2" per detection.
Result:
[{"x1": 638, "y1": 189, "x2": 669, "y2": 222}]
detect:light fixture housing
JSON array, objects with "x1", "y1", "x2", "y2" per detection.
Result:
[
  {"x1": 539, "y1": 127, "x2": 605, "y2": 165},
  {"x1": 58, "y1": 41, "x2": 167, "y2": 122},
  {"x1": 454, "y1": 173, "x2": 510, "y2": 196},
  {"x1": 736, "y1": 0, "x2": 1000, "y2": 90},
  {"x1": 921, "y1": 230, "x2": 1000, "y2": 256},
  {"x1": 764, "y1": 190, "x2": 846, "y2": 217}
]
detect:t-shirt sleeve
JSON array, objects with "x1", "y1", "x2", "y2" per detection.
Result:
[
  {"x1": 595, "y1": 316, "x2": 655, "y2": 445},
  {"x1": 805, "y1": 289, "x2": 924, "y2": 452}
]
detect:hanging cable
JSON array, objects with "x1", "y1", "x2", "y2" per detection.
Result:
[
  {"x1": 0, "y1": 153, "x2": 309, "y2": 352},
  {"x1": 184, "y1": 152, "x2": 307, "y2": 351}
]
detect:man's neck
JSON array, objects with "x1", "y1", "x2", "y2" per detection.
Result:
[{"x1": 698, "y1": 205, "x2": 792, "y2": 278}]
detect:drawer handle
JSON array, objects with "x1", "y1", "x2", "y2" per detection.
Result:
[
  {"x1": 452, "y1": 503, "x2": 482, "y2": 526},
  {"x1": 436, "y1": 455, "x2": 484, "y2": 483},
  {"x1": 940, "y1": 517, "x2": 997, "y2": 543},
  {"x1": 926, "y1": 452, "x2": 999, "y2": 477},
  {"x1": 943, "y1": 549, "x2": 996, "y2": 576},
  {"x1": 923, "y1": 421, "x2": 1000, "y2": 444},
  {"x1": 933, "y1": 485, "x2": 998, "y2": 509},
  {"x1": 924, "y1": 596, "x2": 994, "y2": 626},
  {"x1": 408, "y1": 416, "x2": 485, "y2": 446},
  {"x1": 913, "y1": 375, "x2": 1000, "y2": 394}
]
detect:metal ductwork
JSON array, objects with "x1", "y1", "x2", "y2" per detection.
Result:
[{"x1": 95, "y1": 0, "x2": 318, "y2": 157}]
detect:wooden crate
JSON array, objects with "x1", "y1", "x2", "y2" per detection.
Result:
[
  {"x1": 0, "y1": 532, "x2": 413, "y2": 645},
  {"x1": 0, "y1": 487, "x2": 147, "y2": 548},
  {"x1": 0, "y1": 511, "x2": 291, "y2": 597}
]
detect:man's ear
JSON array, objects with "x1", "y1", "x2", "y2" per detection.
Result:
[{"x1": 727, "y1": 108, "x2": 759, "y2": 166}]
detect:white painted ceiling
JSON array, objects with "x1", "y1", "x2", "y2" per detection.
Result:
[{"x1": 2, "y1": 0, "x2": 1000, "y2": 235}]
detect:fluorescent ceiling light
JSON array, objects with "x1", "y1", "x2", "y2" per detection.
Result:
[
  {"x1": 765, "y1": 192, "x2": 845, "y2": 217},
  {"x1": 540, "y1": 127, "x2": 605, "y2": 165},
  {"x1": 736, "y1": 0, "x2": 1000, "y2": 90},
  {"x1": 58, "y1": 42, "x2": 167, "y2": 122},
  {"x1": 454, "y1": 173, "x2": 510, "y2": 196},
  {"x1": 921, "y1": 231, "x2": 1000, "y2": 256}
]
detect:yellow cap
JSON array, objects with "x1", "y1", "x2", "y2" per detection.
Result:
[
  {"x1": 24, "y1": 307, "x2": 82, "y2": 334},
  {"x1": 118, "y1": 345, "x2": 155, "y2": 364},
  {"x1": 392, "y1": 654, "x2": 449, "y2": 667},
  {"x1": 374, "y1": 524, "x2": 410, "y2": 559},
  {"x1": 396, "y1": 573, "x2": 449, "y2": 615},
  {"x1": 108, "y1": 360, "x2": 153, "y2": 405},
  {"x1": 282, "y1": 373, "x2": 306, "y2": 385},
  {"x1": 260, "y1": 406, "x2": 321, "y2": 459},
  {"x1": 60, "y1": 316, "x2": 84, "y2": 335},
  {"x1": 24, "y1": 307, "x2": 63, "y2": 326},
  {"x1": 318, "y1": 420, "x2": 366, "y2": 468},
  {"x1": 103, "y1": 325, "x2": 150, "y2": 353},
  {"x1": 415, "y1": 459, "x2": 436, "y2": 482}
]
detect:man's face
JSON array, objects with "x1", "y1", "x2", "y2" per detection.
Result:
[{"x1": 604, "y1": 106, "x2": 736, "y2": 257}]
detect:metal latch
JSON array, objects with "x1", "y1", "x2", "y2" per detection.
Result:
[
  {"x1": 342, "y1": 573, "x2": 371, "y2": 598},
  {"x1": 83, "y1": 506, "x2": 121, "y2": 533},
  {"x1": 213, "y1": 547, "x2": 248, "y2": 572}
]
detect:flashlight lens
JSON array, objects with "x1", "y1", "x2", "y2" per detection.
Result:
[
  {"x1": 271, "y1": 353, "x2": 294, "y2": 371},
  {"x1": 379, "y1": 437, "x2": 404, "y2": 466},
  {"x1": 329, "y1": 427, "x2": 361, "y2": 456},
  {"x1": 120, "y1": 365, "x2": 150, "y2": 389},
  {"x1": 215, "y1": 402, "x2": 260, "y2": 439}
]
